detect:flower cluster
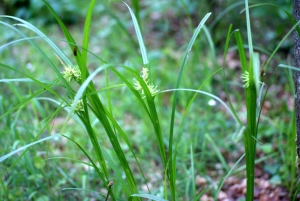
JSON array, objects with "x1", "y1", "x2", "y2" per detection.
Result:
[
  {"x1": 241, "y1": 70, "x2": 249, "y2": 88},
  {"x1": 73, "y1": 99, "x2": 84, "y2": 112},
  {"x1": 56, "y1": 55, "x2": 83, "y2": 113},
  {"x1": 62, "y1": 66, "x2": 81, "y2": 82},
  {"x1": 134, "y1": 67, "x2": 159, "y2": 97},
  {"x1": 56, "y1": 55, "x2": 81, "y2": 83}
]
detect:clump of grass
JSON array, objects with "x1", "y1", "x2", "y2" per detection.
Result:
[{"x1": 1, "y1": 0, "x2": 209, "y2": 199}]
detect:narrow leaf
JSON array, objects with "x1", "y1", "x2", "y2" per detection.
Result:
[
  {"x1": 0, "y1": 135, "x2": 60, "y2": 163},
  {"x1": 124, "y1": 2, "x2": 148, "y2": 65}
]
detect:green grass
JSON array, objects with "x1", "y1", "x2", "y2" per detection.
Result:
[{"x1": 0, "y1": 0, "x2": 298, "y2": 200}]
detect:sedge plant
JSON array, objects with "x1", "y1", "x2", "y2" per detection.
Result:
[
  {"x1": 0, "y1": 0, "x2": 212, "y2": 200},
  {"x1": 228, "y1": 1, "x2": 262, "y2": 199},
  {"x1": 226, "y1": 1, "x2": 300, "y2": 199}
]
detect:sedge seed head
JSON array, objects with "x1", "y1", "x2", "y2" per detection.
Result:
[
  {"x1": 56, "y1": 54, "x2": 81, "y2": 83},
  {"x1": 62, "y1": 66, "x2": 81, "y2": 82},
  {"x1": 73, "y1": 99, "x2": 84, "y2": 112},
  {"x1": 241, "y1": 70, "x2": 249, "y2": 88},
  {"x1": 134, "y1": 67, "x2": 159, "y2": 97}
]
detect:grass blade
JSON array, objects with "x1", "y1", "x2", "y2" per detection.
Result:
[
  {"x1": 0, "y1": 19, "x2": 73, "y2": 93},
  {"x1": 222, "y1": 24, "x2": 243, "y2": 127},
  {"x1": 61, "y1": 134, "x2": 114, "y2": 200},
  {"x1": 110, "y1": 66, "x2": 166, "y2": 166},
  {"x1": 215, "y1": 154, "x2": 245, "y2": 199},
  {"x1": 81, "y1": 0, "x2": 96, "y2": 72},
  {"x1": 42, "y1": 0, "x2": 82, "y2": 66},
  {"x1": 205, "y1": 134, "x2": 229, "y2": 172},
  {"x1": 0, "y1": 135, "x2": 60, "y2": 163},
  {"x1": 168, "y1": 12, "x2": 211, "y2": 199},
  {"x1": 124, "y1": 2, "x2": 148, "y2": 65}
]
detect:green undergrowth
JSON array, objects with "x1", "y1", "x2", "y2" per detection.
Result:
[{"x1": 0, "y1": 1, "x2": 297, "y2": 201}]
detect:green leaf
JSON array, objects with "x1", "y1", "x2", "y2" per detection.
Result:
[
  {"x1": 82, "y1": 0, "x2": 96, "y2": 73},
  {"x1": 124, "y1": 2, "x2": 148, "y2": 65},
  {"x1": 168, "y1": 12, "x2": 211, "y2": 199},
  {"x1": 61, "y1": 135, "x2": 108, "y2": 188},
  {"x1": 0, "y1": 135, "x2": 60, "y2": 163},
  {"x1": 41, "y1": 0, "x2": 80, "y2": 65}
]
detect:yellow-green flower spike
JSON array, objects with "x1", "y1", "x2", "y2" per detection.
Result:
[
  {"x1": 56, "y1": 55, "x2": 81, "y2": 83},
  {"x1": 134, "y1": 67, "x2": 159, "y2": 97},
  {"x1": 141, "y1": 67, "x2": 149, "y2": 80},
  {"x1": 241, "y1": 70, "x2": 249, "y2": 88},
  {"x1": 133, "y1": 78, "x2": 142, "y2": 91},
  {"x1": 61, "y1": 66, "x2": 81, "y2": 82},
  {"x1": 74, "y1": 99, "x2": 84, "y2": 112}
]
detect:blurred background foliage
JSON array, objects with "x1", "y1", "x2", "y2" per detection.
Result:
[{"x1": 0, "y1": 0, "x2": 293, "y2": 50}]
